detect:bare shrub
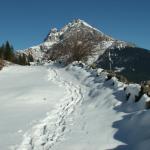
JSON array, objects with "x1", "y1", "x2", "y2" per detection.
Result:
[
  {"x1": 47, "y1": 30, "x2": 97, "y2": 64},
  {"x1": 140, "y1": 81, "x2": 150, "y2": 97}
]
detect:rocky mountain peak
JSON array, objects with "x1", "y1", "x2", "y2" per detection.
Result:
[
  {"x1": 44, "y1": 19, "x2": 113, "y2": 43},
  {"x1": 21, "y1": 19, "x2": 132, "y2": 63}
]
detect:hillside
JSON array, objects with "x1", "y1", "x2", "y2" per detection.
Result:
[
  {"x1": 96, "y1": 46, "x2": 150, "y2": 83},
  {"x1": 0, "y1": 62, "x2": 150, "y2": 150},
  {"x1": 18, "y1": 19, "x2": 150, "y2": 83}
]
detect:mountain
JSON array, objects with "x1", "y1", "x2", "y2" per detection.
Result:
[
  {"x1": 19, "y1": 19, "x2": 150, "y2": 83},
  {"x1": 96, "y1": 46, "x2": 150, "y2": 83},
  {"x1": 20, "y1": 19, "x2": 129, "y2": 61}
]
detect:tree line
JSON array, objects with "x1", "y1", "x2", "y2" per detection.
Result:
[{"x1": 0, "y1": 41, "x2": 34, "y2": 65}]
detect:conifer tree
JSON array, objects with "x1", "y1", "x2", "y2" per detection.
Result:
[
  {"x1": 0, "y1": 41, "x2": 31, "y2": 66},
  {"x1": 3, "y1": 41, "x2": 14, "y2": 61},
  {"x1": 28, "y1": 53, "x2": 34, "y2": 62},
  {"x1": 0, "y1": 44, "x2": 5, "y2": 59},
  {"x1": 0, "y1": 46, "x2": 3, "y2": 59}
]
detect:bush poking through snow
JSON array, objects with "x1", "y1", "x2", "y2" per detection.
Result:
[
  {"x1": 125, "y1": 83, "x2": 150, "y2": 103},
  {"x1": 115, "y1": 74, "x2": 128, "y2": 84},
  {"x1": 124, "y1": 87, "x2": 127, "y2": 91},
  {"x1": 96, "y1": 68, "x2": 104, "y2": 76},
  {"x1": 124, "y1": 84, "x2": 141, "y2": 102},
  {"x1": 105, "y1": 70, "x2": 128, "y2": 84},
  {"x1": 135, "y1": 90, "x2": 144, "y2": 102},
  {"x1": 78, "y1": 62, "x2": 85, "y2": 68},
  {"x1": 145, "y1": 100, "x2": 150, "y2": 109},
  {"x1": 105, "y1": 74, "x2": 113, "y2": 81},
  {"x1": 141, "y1": 81, "x2": 150, "y2": 97},
  {"x1": 90, "y1": 63, "x2": 97, "y2": 69},
  {"x1": 126, "y1": 93, "x2": 131, "y2": 101},
  {"x1": 105, "y1": 71, "x2": 115, "y2": 81},
  {"x1": 134, "y1": 84, "x2": 150, "y2": 102}
]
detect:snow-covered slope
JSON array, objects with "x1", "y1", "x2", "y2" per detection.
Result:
[
  {"x1": 44, "y1": 19, "x2": 109, "y2": 42},
  {"x1": 0, "y1": 65, "x2": 65, "y2": 150},
  {"x1": 19, "y1": 41, "x2": 55, "y2": 61},
  {"x1": 0, "y1": 62, "x2": 148, "y2": 150}
]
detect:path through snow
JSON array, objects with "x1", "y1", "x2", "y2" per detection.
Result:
[
  {"x1": 17, "y1": 64, "x2": 125, "y2": 150},
  {"x1": 0, "y1": 65, "x2": 65, "y2": 150},
  {"x1": 17, "y1": 65, "x2": 84, "y2": 150},
  {"x1": 1, "y1": 64, "x2": 150, "y2": 150}
]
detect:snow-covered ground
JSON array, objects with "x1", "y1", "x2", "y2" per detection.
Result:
[
  {"x1": 0, "y1": 65, "x2": 65, "y2": 150},
  {"x1": 0, "y1": 63, "x2": 150, "y2": 150}
]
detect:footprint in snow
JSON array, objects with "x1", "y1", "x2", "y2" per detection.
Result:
[
  {"x1": 43, "y1": 97, "x2": 47, "y2": 101},
  {"x1": 17, "y1": 130, "x2": 23, "y2": 134}
]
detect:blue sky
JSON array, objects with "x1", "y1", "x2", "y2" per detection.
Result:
[{"x1": 0, "y1": 0, "x2": 150, "y2": 50}]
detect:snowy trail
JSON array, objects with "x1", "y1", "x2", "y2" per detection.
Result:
[
  {"x1": 49, "y1": 65, "x2": 125, "y2": 150},
  {"x1": 16, "y1": 65, "x2": 124, "y2": 150},
  {"x1": 2, "y1": 64, "x2": 149, "y2": 150},
  {"x1": 17, "y1": 66, "x2": 84, "y2": 150},
  {"x1": 0, "y1": 65, "x2": 65, "y2": 150}
]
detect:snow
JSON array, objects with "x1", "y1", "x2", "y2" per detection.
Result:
[
  {"x1": 125, "y1": 84, "x2": 141, "y2": 101},
  {"x1": 97, "y1": 68, "x2": 104, "y2": 75},
  {"x1": 60, "y1": 19, "x2": 103, "y2": 35},
  {"x1": 0, "y1": 65, "x2": 65, "y2": 150},
  {"x1": 86, "y1": 41, "x2": 114, "y2": 64},
  {"x1": 18, "y1": 40, "x2": 56, "y2": 61},
  {"x1": 115, "y1": 67, "x2": 125, "y2": 72},
  {"x1": 0, "y1": 63, "x2": 150, "y2": 150},
  {"x1": 77, "y1": 19, "x2": 104, "y2": 35}
]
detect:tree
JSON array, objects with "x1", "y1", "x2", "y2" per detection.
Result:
[
  {"x1": 0, "y1": 41, "x2": 30, "y2": 66},
  {"x1": 0, "y1": 46, "x2": 3, "y2": 59},
  {"x1": 0, "y1": 58, "x2": 4, "y2": 70},
  {"x1": 48, "y1": 31, "x2": 96, "y2": 64},
  {"x1": 22, "y1": 54, "x2": 28, "y2": 65},
  {"x1": 28, "y1": 53, "x2": 34, "y2": 62},
  {"x1": 14, "y1": 54, "x2": 29, "y2": 66},
  {"x1": 3, "y1": 41, "x2": 14, "y2": 61},
  {"x1": 0, "y1": 44, "x2": 5, "y2": 59}
]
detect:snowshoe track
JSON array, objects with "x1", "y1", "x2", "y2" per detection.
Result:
[{"x1": 17, "y1": 67, "x2": 83, "y2": 150}]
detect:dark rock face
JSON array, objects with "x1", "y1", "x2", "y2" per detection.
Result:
[{"x1": 96, "y1": 47, "x2": 150, "y2": 83}]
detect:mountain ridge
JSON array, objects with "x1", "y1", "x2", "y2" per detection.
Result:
[
  {"x1": 19, "y1": 19, "x2": 131, "y2": 61},
  {"x1": 17, "y1": 19, "x2": 150, "y2": 83}
]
